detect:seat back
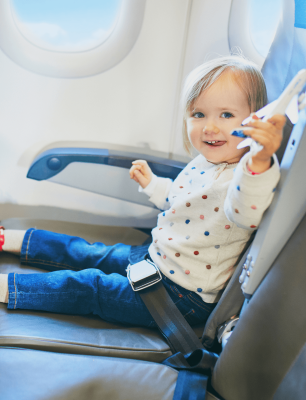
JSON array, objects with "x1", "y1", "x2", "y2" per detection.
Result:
[
  {"x1": 262, "y1": 0, "x2": 306, "y2": 163},
  {"x1": 212, "y1": 213, "x2": 306, "y2": 400},
  {"x1": 261, "y1": 0, "x2": 306, "y2": 103},
  {"x1": 202, "y1": 0, "x2": 306, "y2": 351},
  {"x1": 206, "y1": 1, "x2": 306, "y2": 398}
]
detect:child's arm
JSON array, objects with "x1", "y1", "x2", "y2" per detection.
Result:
[
  {"x1": 129, "y1": 160, "x2": 172, "y2": 210},
  {"x1": 224, "y1": 114, "x2": 286, "y2": 230}
]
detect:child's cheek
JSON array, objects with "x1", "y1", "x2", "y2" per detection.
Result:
[
  {"x1": 186, "y1": 122, "x2": 194, "y2": 140},
  {"x1": 188, "y1": 130, "x2": 198, "y2": 146},
  {"x1": 229, "y1": 134, "x2": 245, "y2": 148}
]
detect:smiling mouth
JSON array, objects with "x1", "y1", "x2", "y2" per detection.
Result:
[{"x1": 204, "y1": 140, "x2": 226, "y2": 147}]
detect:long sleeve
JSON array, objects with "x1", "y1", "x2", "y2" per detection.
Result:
[
  {"x1": 139, "y1": 173, "x2": 173, "y2": 210},
  {"x1": 145, "y1": 154, "x2": 276, "y2": 304},
  {"x1": 224, "y1": 152, "x2": 280, "y2": 230}
]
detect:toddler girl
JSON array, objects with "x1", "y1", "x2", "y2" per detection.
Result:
[{"x1": 0, "y1": 56, "x2": 285, "y2": 327}]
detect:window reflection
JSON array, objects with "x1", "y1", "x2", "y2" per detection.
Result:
[
  {"x1": 11, "y1": 0, "x2": 122, "y2": 52},
  {"x1": 249, "y1": 0, "x2": 282, "y2": 57}
]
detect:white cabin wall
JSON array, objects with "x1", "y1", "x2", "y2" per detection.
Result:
[
  {"x1": 170, "y1": 0, "x2": 232, "y2": 158},
  {"x1": 0, "y1": 0, "x2": 234, "y2": 225},
  {"x1": 0, "y1": 0, "x2": 188, "y2": 154}
]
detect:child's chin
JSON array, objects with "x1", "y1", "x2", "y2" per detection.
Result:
[
  {"x1": 204, "y1": 158, "x2": 221, "y2": 165},
  {"x1": 202, "y1": 153, "x2": 223, "y2": 164}
]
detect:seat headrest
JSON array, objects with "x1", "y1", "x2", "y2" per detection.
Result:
[{"x1": 262, "y1": 0, "x2": 306, "y2": 103}]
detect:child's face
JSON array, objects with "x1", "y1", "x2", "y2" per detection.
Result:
[{"x1": 186, "y1": 72, "x2": 251, "y2": 164}]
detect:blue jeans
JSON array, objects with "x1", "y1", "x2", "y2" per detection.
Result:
[{"x1": 7, "y1": 229, "x2": 216, "y2": 328}]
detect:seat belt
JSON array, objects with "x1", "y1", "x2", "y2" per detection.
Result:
[
  {"x1": 139, "y1": 281, "x2": 219, "y2": 400},
  {"x1": 139, "y1": 281, "x2": 204, "y2": 354},
  {"x1": 127, "y1": 259, "x2": 219, "y2": 399},
  {"x1": 172, "y1": 371, "x2": 209, "y2": 400}
]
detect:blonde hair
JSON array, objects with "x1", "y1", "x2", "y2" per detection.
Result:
[{"x1": 182, "y1": 55, "x2": 268, "y2": 154}]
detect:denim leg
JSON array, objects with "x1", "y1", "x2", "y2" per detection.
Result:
[
  {"x1": 14, "y1": 228, "x2": 156, "y2": 326},
  {"x1": 21, "y1": 228, "x2": 132, "y2": 276},
  {"x1": 7, "y1": 269, "x2": 216, "y2": 328},
  {"x1": 13, "y1": 228, "x2": 217, "y2": 327},
  {"x1": 7, "y1": 269, "x2": 156, "y2": 327}
]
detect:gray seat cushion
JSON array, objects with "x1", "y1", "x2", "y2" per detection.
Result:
[
  {"x1": 0, "y1": 348, "x2": 219, "y2": 400},
  {"x1": 0, "y1": 218, "x2": 150, "y2": 246},
  {"x1": 0, "y1": 348, "x2": 178, "y2": 400}
]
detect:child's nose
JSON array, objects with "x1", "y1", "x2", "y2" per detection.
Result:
[{"x1": 203, "y1": 124, "x2": 220, "y2": 134}]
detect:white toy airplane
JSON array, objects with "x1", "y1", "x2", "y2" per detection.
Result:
[{"x1": 231, "y1": 69, "x2": 306, "y2": 154}]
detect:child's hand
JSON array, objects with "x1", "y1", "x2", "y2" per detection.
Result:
[
  {"x1": 245, "y1": 114, "x2": 286, "y2": 173},
  {"x1": 129, "y1": 160, "x2": 153, "y2": 188}
]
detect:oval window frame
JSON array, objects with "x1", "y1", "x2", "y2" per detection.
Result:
[
  {"x1": 0, "y1": 0, "x2": 146, "y2": 78},
  {"x1": 228, "y1": 0, "x2": 282, "y2": 69}
]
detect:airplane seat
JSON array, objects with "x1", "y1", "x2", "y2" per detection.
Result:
[
  {"x1": 0, "y1": 347, "x2": 222, "y2": 400},
  {"x1": 2, "y1": 0, "x2": 306, "y2": 398},
  {"x1": 1, "y1": 208, "x2": 306, "y2": 400},
  {"x1": 208, "y1": 1, "x2": 306, "y2": 398},
  {"x1": 202, "y1": 0, "x2": 306, "y2": 352}
]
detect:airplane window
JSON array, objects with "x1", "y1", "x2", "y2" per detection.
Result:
[
  {"x1": 249, "y1": 0, "x2": 282, "y2": 57},
  {"x1": 228, "y1": 0, "x2": 283, "y2": 67},
  {"x1": 0, "y1": 0, "x2": 145, "y2": 77},
  {"x1": 11, "y1": 0, "x2": 122, "y2": 53}
]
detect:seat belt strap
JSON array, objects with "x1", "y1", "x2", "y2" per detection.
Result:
[
  {"x1": 173, "y1": 371, "x2": 208, "y2": 400},
  {"x1": 139, "y1": 279, "x2": 220, "y2": 400},
  {"x1": 139, "y1": 281, "x2": 203, "y2": 354}
]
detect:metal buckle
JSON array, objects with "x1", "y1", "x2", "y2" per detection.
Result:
[
  {"x1": 127, "y1": 259, "x2": 162, "y2": 291},
  {"x1": 217, "y1": 316, "x2": 240, "y2": 343}
]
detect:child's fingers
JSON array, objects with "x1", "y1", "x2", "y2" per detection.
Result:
[
  {"x1": 132, "y1": 170, "x2": 139, "y2": 183},
  {"x1": 129, "y1": 165, "x2": 138, "y2": 177},
  {"x1": 129, "y1": 164, "x2": 142, "y2": 179},
  {"x1": 246, "y1": 118, "x2": 283, "y2": 143},
  {"x1": 130, "y1": 160, "x2": 152, "y2": 188},
  {"x1": 248, "y1": 114, "x2": 286, "y2": 132},
  {"x1": 243, "y1": 127, "x2": 279, "y2": 144},
  {"x1": 133, "y1": 169, "x2": 150, "y2": 188},
  {"x1": 132, "y1": 160, "x2": 149, "y2": 168},
  {"x1": 246, "y1": 130, "x2": 278, "y2": 146},
  {"x1": 267, "y1": 114, "x2": 287, "y2": 130},
  {"x1": 131, "y1": 160, "x2": 149, "y2": 173},
  {"x1": 131, "y1": 160, "x2": 152, "y2": 178},
  {"x1": 247, "y1": 119, "x2": 277, "y2": 133},
  {"x1": 245, "y1": 127, "x2": 281, "y2": 142},
  {"x1": 244, "y1": 128, "x2": 282, "y2": 157}
]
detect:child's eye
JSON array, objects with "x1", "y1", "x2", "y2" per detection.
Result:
[
  {"x1": 193, "y1": 112, "x2": 204, "y2": 118},
  {"x1": 221, "y1": 112, "x2": 234, "y2": 119}
]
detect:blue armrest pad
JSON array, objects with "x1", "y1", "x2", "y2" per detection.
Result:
[{"x1": 27, "y1": 148, "x2": 186, "y2": 181}]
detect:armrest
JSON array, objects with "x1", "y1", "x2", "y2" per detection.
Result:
[
  {"x1": 27, "y1": 148, "x2": 185, "y2": 181},
  {"x1": 27, "y1": 148, "x2": 186, "y2": 208}
]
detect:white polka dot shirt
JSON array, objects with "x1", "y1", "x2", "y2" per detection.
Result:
[{"x1": 141, "y1": 152, "x2": 280, "y2": 303}]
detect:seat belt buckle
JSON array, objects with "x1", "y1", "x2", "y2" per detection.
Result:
[
  {"x1": 126, "y1": 259, "x2": 162, "y2": 291},
  {"x1": 217, "y1": 316, "x2": 239, "y2": 344}
]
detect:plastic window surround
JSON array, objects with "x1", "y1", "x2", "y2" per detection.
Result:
[
  {"x1": 0, "y1": 0, "x2": 146, "y2": 78},
  {"x1": 228, "y1": 0, "x2": 281, "y2": 69}
]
